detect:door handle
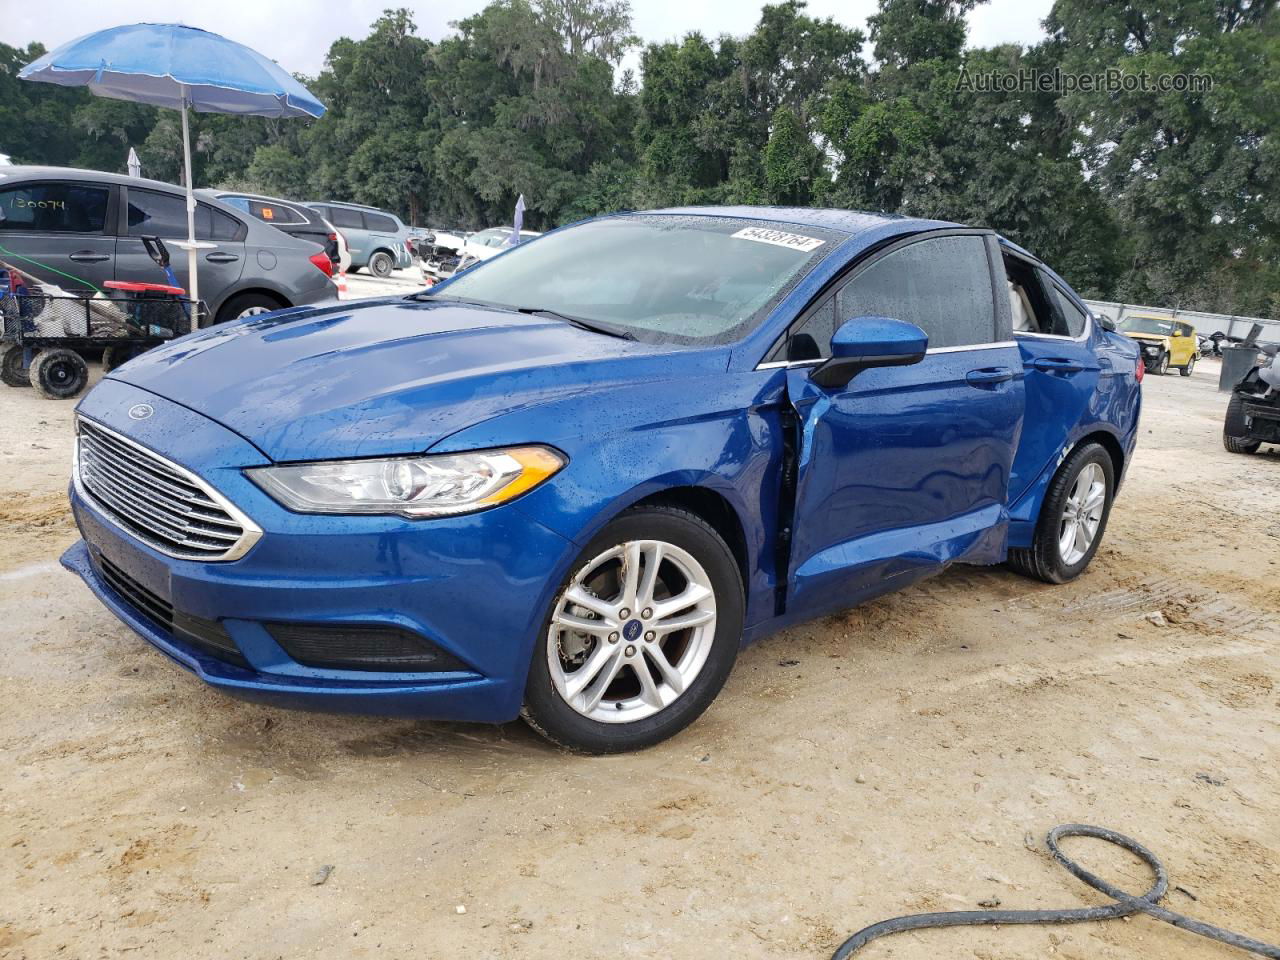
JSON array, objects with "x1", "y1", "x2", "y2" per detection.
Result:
[
  {"x1": 1032, "y1": 357, "x2": 1085, "y2": 374},
  {"x1": 69, "y1": 250, "x2": 110, "y2": 263},
  {"x1": 966, "y1": 366, "x2": 1014, "y2": 388},
  {"x1": 205, "y1": 253, "x2": 240, "y2": 263}
]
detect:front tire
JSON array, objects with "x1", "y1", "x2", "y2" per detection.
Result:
[
  {"x1": 1179, "y1": 354, "x2": 1196, "y2": 377},
  {"x1": 1223, "y1": 394, "x2": 1261, "y2": 454},
  {"x1": 521, "y1": 506, "x2": 744, "y2": 753},
  {"x1": 29, "y1": 347, "x2": 89, "y2": 400},
  {"x1": 1007, "y1": 442, "x2": 1115, "y2": 584},
  {"x1": 1155, "y1": 352, "x2": 1170, "y2": 375}
]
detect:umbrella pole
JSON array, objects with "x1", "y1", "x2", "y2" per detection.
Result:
[{"x1": 180, "y1": 85, "x2": 199, "y2": 314}]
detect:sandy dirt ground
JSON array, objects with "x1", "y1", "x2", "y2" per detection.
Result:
[{"x1": 1, "y1": 350, "x2": 1277, "y2": 960}]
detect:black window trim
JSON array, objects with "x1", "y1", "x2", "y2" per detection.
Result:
[
  {"x1": 1003, "y1": 248, "x2": 1093, "y2": 344},
  {"x1": 0, "y1": 178, "x2": 117, "y2": 237},
  {"x1": 759, "y1": 227, "x2": 1009, "y2": 367}
]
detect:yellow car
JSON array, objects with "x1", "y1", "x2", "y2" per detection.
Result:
[{"x1": 1115, "y1": 314, "x2": 1198, "y2": 376}]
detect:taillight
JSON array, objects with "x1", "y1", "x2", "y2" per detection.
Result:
[
  {"x1": 1135, "y1": 356, "x2": 1144, "y2": 383},
  {"x1": 309, "y1": 251, "x2": 334, "y2": 277}
]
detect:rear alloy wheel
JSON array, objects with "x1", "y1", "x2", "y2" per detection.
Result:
[
  {"x1": 1007, "y1": 442, "x2": 1115, "y2": 584},
  {"x1": 29, "y1": 347, "x2": 89, "y2": 400},
  {"x1": 1180, "y1": 354, "x2": 1196, "y2": 377},
  {"x1": 1223, "y1": 394, "x2": 1261, "y2": 454},
  {"x1": 522, "y1": 506, "x2": 743, "y2": 753},
  {"x1": 368, "y1": 251, "x2": 395, "y2": 278},
  {"x1": 1, "y1": 343, "x2": 33, "y2": 387}
]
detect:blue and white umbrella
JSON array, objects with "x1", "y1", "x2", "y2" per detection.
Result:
[{"x1": 20, "y1": 23, "x2": 325, "y2": 308}]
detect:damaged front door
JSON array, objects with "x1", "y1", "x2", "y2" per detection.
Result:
[{"x1": 777, "y1": 233, "x2": 1025, "y2": 619}]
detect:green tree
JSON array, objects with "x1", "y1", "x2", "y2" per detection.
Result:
[{"x1": 1047, "y1": 0, "x2": 1278, "y2": 312}]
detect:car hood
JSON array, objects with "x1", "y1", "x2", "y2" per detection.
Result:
[
  {"x1": 106, "y1": 298, "x2": 724, "y2": 462},
  {"x1": 1124, "y1": 332, "x2": 1172, "y2": 345}
]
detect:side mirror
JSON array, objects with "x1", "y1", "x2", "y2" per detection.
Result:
[
  {"x1": 811, "y1": 316, "x2": 928, "y2": 388},
  {"x1": 1098, "y1": 315, "x2": 1117, "y2": 333}
]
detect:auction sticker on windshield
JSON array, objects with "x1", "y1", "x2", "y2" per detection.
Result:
[{"x1": 731, "y1": 227, "x2": 825, "y2": 252}]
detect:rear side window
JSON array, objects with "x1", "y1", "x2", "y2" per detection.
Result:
[
  {"x1": 364, "y1": 212, "x2": 398, "y2": 232},
  {"x1": 0, "y1": 182, "x2": 109, "y2": 233},
  {"x1": 836, "y1": 235, "x2": 996, "y2": 350},
  {"x1": 329, "y1": 207, "x2": 364, "y2": 229},
  {"x1": 1050, "y1": 286, "x2": 1089, "y2": 337},
  {"x1": 126, "y1": 189, "x2": 243, "y2": 241}
]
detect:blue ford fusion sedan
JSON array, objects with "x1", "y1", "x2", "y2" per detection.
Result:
[{"x1": 62, "y1": 207, "x2": 1142, "y2": 752}]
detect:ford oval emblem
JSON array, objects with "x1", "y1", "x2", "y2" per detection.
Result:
[{"x1": 127, "y1": 403, "x2": 154, "y2": 421}]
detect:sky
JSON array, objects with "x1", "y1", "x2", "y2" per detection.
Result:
[{"x1": 5, "y1": 0, "x2": 1054, "y2": 78}]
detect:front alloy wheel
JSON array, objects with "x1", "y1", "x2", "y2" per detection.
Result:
[
  {"x1": 548, "y1": 540, "x2": 717, "y2": 723},
  {"x1": 522, "y1": 506, "x2": 743, "y2": 753}
]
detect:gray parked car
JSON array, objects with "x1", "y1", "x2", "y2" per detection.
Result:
[
  {"x1": 304, "y1": 200, "x2": 412, "y2": 277},
  {"x1": 0, "y1": 167, "x2": 334, "y2": 324}
]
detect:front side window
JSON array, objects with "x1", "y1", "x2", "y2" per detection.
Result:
[
  {"x1": 431, "y1": 215, "x2": 840, "y2": 345},
  {"x1": 833, "y1": 235, "x2": 996, "y2": 350},
  {"x1": 0, "y1": 182, "x2": 109, "y2": 233},
  {"x1": 1117, "y1": 315, "x2": 1176, "y2": 336}
]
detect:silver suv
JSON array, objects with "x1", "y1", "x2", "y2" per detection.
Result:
[
  {"x1": 0, "y1": 167, "x2": 334, "y2": 324},
  {"x1": 305, "y1": 201, "x2": 412, "y2": 278}
]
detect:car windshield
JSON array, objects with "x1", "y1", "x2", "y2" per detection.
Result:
[
  {"x1": 428, "y1": 215, "x2": 839, "y2": 344},
  {"x1": 1118, "y1": 316, "x2": 1176, "y2": 335}
]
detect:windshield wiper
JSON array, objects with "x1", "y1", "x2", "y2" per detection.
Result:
[{"x1": 515, "y1": 307, "x2": 637, "y2": 341}]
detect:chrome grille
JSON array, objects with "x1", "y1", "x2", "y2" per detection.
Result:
[{"x1": 76, "y1": 417, "x2": 261, "y2": 562}]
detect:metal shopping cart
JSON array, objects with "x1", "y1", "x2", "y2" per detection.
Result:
[{"x1": 0, "y1": 236, "x2": 200, "y2": 400}]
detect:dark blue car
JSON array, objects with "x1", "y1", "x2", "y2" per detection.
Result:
[{"x1": 62, "y1": 207, "x2": 1142, "y2": 752}]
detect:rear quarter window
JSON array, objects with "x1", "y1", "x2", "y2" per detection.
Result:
[{"x1": 1050, "y1": 286, "x2": 1089, "y2": 337}]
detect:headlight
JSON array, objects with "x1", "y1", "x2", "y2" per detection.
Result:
[{"x1": 246, "y1": 446, "x2": 565, "y2": 518}]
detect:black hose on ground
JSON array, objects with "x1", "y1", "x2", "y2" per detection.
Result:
[{"x1": 832, "y1": 824, "x2": 1280, "y2": 959}]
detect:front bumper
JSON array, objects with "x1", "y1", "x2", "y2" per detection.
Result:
[{"x1": 64, "y1": 379, "x2": 577, "y2": 722}]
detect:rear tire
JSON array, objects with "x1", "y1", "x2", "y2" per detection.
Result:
[
  {"x1": 521, "y1": 506, "x2": 744, "y2": 754},
  {"x1": 1179, "y1": 354, "x2": 1196, "y2": 377},
  {"x1": 29, "y1": 347, "x2": 89, "y2": 400},
  {"x1": 1, "y1": 344, "x2": 32, "y2": 387},
  {"x1": 215, "y1": 292, "x2": 283, "y2": 325},
  {"x1": 1223, "y1": 394, "x2": 1261, "y2": 454},
  {"x1": 368, "y1": 251, "x2": 395, "y2": 278},
  {"x1": 1007, "y1": 442, "x2": 1115, "y2": 584}
]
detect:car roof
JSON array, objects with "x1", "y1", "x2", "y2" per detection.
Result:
[
  {"x1": 307, "y1": 200, "x2": 399, "y2": 216},
  {"x1": 213, "y1": 190, "x2": 309, "y2": 209},
  {"x1": 2, "y1": 164, "x2": 209, "y2": 195},
  {"x1": 637, "y1": 205, "x2": 958, "y2": 237}
]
